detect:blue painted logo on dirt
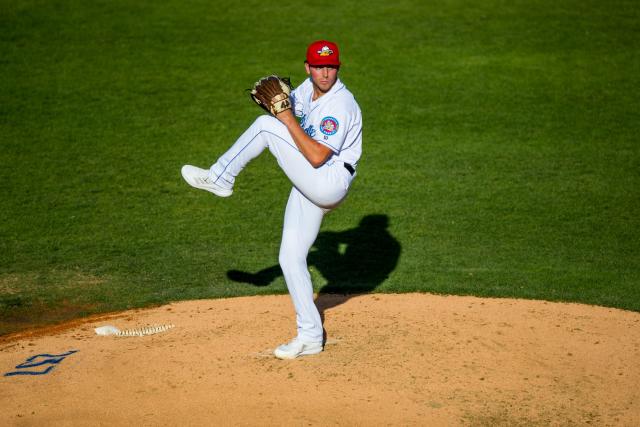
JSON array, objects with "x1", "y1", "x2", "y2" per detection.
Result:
[{"x1": 4, "y1": 350, "x2": 79, "y2": 376}]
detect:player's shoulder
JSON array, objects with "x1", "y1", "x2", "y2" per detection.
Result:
[
  {"x1": 292, "y1": 78, "x2": 313, "y2": 96},
  {"x1": 331, "y1": 81, "x2": 361, "y2": 114}
]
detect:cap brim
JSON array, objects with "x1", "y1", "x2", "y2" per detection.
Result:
[{"x1": 306, "y1": 61, "x2": 341, "y2": 67}]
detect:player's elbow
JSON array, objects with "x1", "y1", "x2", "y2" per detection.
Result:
[
  {"x1": 309, "y1": 158, "x2": 327, "y2": 168},
  {"x1": 308, "y1": 145, "x2": 333, "y2": 168},
  {"x1": 309, "y1": 153, "x2": 331, "y2": 168}
]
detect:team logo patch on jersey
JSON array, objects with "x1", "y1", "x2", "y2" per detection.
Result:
[{"x1": 320, "y1": 117, "x2": 339, "y2": 136}]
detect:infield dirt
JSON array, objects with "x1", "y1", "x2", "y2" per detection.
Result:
[{"x1": 1, "y1": 293, "x2": 639, "y2": 426}]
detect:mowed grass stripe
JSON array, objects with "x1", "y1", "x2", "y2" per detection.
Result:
[{"x1": 1, "y1": 0, "x2": 638, "y2": 334}]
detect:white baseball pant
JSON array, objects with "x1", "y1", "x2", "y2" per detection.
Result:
[{"x1": 209, "y1": 115, "x2": 354, "y2": 343}]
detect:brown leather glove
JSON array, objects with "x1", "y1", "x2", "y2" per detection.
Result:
[{"x1": 249, "y1": 75, "x2": 293, "y2": 116}]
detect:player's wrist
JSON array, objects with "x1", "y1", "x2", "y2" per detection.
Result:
[{"x1": 276, "y1": 110, "x2": 296, "y2": 126}]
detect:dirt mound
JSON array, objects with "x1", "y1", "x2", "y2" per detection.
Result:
[{"x1": 1, "y1": 293, "x2": 639, "y2": 426}]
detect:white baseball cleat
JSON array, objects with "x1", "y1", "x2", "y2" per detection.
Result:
[
  {"x1": 181, "y1": 165, "x2": 233, "y2": 197},
  {"x1": 274, "y1": 338, "x2": 323, "y2": 359}
]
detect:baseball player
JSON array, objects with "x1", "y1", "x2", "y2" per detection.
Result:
[{"x1": 181, "y1": 40, "x2": 362, "y2": 359}]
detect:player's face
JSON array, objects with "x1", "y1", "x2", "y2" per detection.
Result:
[{"x1": 306, "y1": 64, "x2": 339, "y2": 96}]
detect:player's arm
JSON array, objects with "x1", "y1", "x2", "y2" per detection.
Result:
[{"x1": 276, "y1": 110, "x2": 333, "y2": 168}]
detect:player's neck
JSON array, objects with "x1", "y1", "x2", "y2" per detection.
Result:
[
  {"x1": 312, "y1": 89, "x2": 325, "y2": 101},
  {"x1": 312, "y1": 84, "x2": 333, "y2": 101}
]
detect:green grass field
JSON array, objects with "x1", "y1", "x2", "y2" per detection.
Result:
[{"x1": 1, "y1": 0, "x2": 639, "y2": 335}]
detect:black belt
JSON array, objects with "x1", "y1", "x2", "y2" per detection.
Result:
[{"x1": 343, "y1": 163, "x2": 355, "y2": 175}]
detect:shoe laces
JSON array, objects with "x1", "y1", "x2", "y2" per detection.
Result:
[{"x1": 197, "y1": 174, "x2": 214, "y2": 184}]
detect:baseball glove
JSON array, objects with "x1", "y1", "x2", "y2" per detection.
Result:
[{"x1": 249, "y1": 75, "x2": 293, "y2": 116}]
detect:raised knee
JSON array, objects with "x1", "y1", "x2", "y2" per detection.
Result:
[{"x1": 253, "y1": 114, "x2": 279, "y2": 129}]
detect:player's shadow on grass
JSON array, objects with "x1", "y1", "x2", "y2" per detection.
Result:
[{"x1": 226, "y1": 214, "x2": 401, "y2": 321}]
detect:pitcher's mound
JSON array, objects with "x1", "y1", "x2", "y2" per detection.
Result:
[{"x1": 1, "y1": 293, "x2": 639, "y2": 426}]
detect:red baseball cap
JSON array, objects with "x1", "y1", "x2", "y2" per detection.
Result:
[{"x1": 306, "y1": 40, "x2": 341, "y2": 67}]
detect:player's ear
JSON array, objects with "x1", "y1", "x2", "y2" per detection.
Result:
[{"x1": 304, "y1": 61, "x2": 311, "y2": 75}]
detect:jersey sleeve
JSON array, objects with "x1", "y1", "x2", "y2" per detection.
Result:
[
  {"x1": 290, "y1": 88, "x2": 302, "y2": 118},
  {"x1": 312, "y1": 102, "x2": 350, "y2": 153},
  {"x1": 290, "y1": 79, "x2": 309, "y2": 118}
]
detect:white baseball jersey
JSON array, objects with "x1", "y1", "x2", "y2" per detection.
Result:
[{"x1": 291, "y1": 78, "x2": 362, "y2": 167}]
